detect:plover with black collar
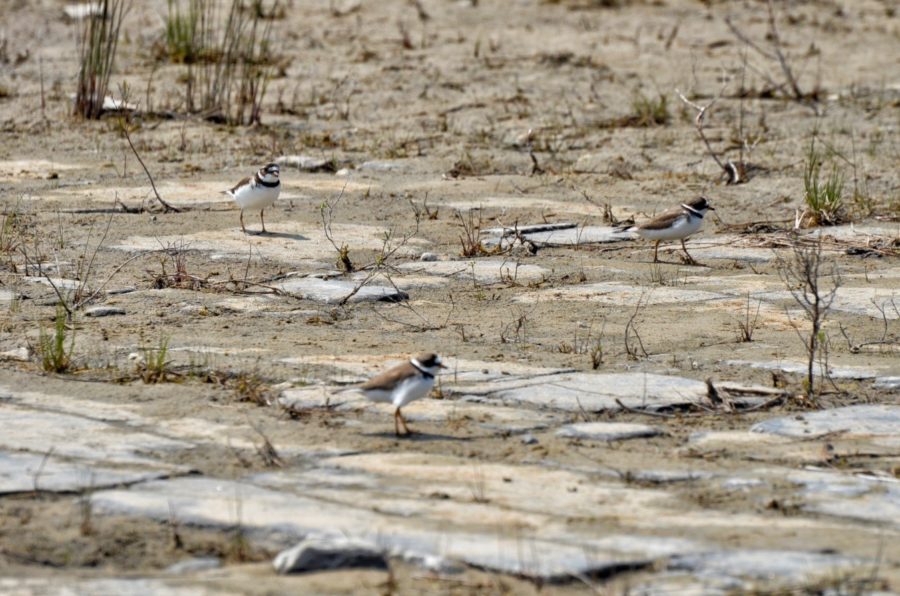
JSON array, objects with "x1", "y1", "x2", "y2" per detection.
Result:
[
  {"x1": 626, "y1": 196, "x2": 715, "y2": 264},
  {"x1": 226, "y1": 163, "x2": 281, "y2": 234},
  {"x1": 345, "y1": 353, "x2": 446, "y2": 436}
]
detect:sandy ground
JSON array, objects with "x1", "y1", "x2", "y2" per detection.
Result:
[{"x1": 0, "y1": 0, "x2": 898, "y2": 593}]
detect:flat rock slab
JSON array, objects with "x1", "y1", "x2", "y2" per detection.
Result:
[
  {"x1": 874, "y1": 376, "x2": 900, "y2": 390},
  {"x1": 89, "y1": 476, "x2": 666, "y2": 581},
  {"x1": 685, "y1": 432, "x2": 837, "y2": 464},
  {"x1": 813, "y1": 223, "x2": 900, "y2": 241},
  {"x1": 0, "y1": 404, "x2": 193, "y2": 468},
  {"x1": 397, "y1": 259, "x2": 548, "y2": 284},
  {"x1": 275, "y1": 277, "x2": 407, "y2": 304},
  {"x1": 446, "y1": 197, "x2": 599, "y2": 217},
  {"x1": 458, "y1": 371, "x2": 708, "y2": 413},
  {"x1": 23, "y1": 276, "x2": 81, "y2": 290},
  {"x1": 556, "y1": 422, "x2": 662, "y2": 442},
  {"x1": 751, "y1": 405, "x2": 900, "y2": 438},
  {"x1": 754, "y1": 287, "x2": 900, "y2": 320},
  {"x1": 113, "y1": 223, "x2": 427, "y2": 266},
  {"x1": 668, "y1": 549, "x2": 867, "y2": 584},
  {"x1": 789, "y1": 469, "x2": 900, "y2": 528},
  {"x1": 0, "y1": 577, "x2": 226, "y2": 596},
  {"x1": 688, "y1": 242, "x2": 775, "y2": 264},
  {"x1": 484, "y1": 225, "x2": 633, "y2": 248},
  {"x1": 0, "y1": 159, "x2": 84, "y2": 181},
  {"x1": 725, "y1": 359, "x2": 892, "y2": 381},
  {"x1": 0, "y1": 451, "x2": 171, "y2": 494},
  {"x1": 514, "y1": 281, "x2": 728, "y2": 305}
]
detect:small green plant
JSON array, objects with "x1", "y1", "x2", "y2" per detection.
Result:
[
  {"x1": 630, "y1": 92, "x2": 670, "y2": 127},
  {"x1": 164, "y1": 0, "x2": 202, "y2": 64},
  {"x1": 233, "y1": 372, "x2": 270, "y2": 405},
  {"x1": 140, "y1": 336, "x2": 172, "y2": 383},
  {"x1": 802, "y1": 139, "x2": 845, "y2": 226},
  {"x1": 168, "y1": 0, "x2": 278, "y2": 125},
  {"x1": 456, "y1": 209, "x2": 497, "y2": 257},
  {"x1": 39, "y1": 304, "x2": 74, "y2": 373}
]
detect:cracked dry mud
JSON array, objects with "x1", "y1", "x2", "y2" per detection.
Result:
[{"x1": 1, "y1": 0, "x2": 899, "y2": 594}]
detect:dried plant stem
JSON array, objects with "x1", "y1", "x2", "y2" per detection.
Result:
[
  {"x1": 121, "y1": 124, "x2": 181, "y2": 213},
  {"x1": 75, "y1": 0, "x2": 130, "y2": 119}
]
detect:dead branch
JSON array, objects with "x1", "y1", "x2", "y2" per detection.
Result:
[
  {"x1": 121, "y1": 123, "x2": 181, "y2": 213},
  {"x1": 676, "y1": 75, "x2": 742, "y2": 184}
]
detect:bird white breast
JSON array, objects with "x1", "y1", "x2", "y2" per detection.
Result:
[
  {"x1": 635, "y1": 213, "x2": 704, "y2": 241},
  {"x1": 360, "y1": 375, "x2": 434, "y2": 408},
  {"x1": 229, "y1": 181, "x2": 280, "y2": 211}
]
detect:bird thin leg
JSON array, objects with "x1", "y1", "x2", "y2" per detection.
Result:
[
  {"x1": 681, "y1": 239, "x2": 697, "y2": 265},
  {"x1": 395, "y1": 407, "x2": 411, "y2": 436},
  {"x1": 394, "y1": 409, "x2": 400, "y2": 436},
  {"x1": 260, "y1": 209, "x2": 267, "y2": 234},
  {"x1": 240, "y1": 210, "x2": 246, "y2": 234},
  {"x1": 653, "y1": 240, "x2": 660, "y2": 262}
]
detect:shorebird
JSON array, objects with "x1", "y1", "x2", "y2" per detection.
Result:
[
  {"x1": 226, "y1": 163, "x2": 281, "y2": 234},
  {"x1": 346, "y1": 353, "x2": 446, "y2": 436},
  {"x1": 625, "y1": 196, "x2": 714, "y2": 264}
]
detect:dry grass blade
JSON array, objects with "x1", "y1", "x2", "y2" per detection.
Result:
[
  {"x1": 171, "y1": 0, "x2": 279, "y2": 125},
  {"x1": 75, "y1": 0, "x2": 131, "y2": 119}
]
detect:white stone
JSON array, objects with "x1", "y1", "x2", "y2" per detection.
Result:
[
  {"x1": 0, "y1": 347, "x2": 30, "y2": 362},
  {"x1": 556, "y1": 422, "x2": 661, "y2": 441}
]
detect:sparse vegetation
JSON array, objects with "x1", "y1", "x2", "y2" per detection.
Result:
[
  {"x1": 736, "y1": 293, "x2": 762, "y2": 343},
  {"x1": 233, "y1": 372, "x2": 270, "y2": 405},
  {"x1": 139, "y1": 336, "x2": 174, "y2": 384},
  {"x1": 74, "y1": 0, "x2": 130, "y2": 119},
  {"x1": 629, "y1": 92, "x2": 670, "y2": 127},
  {"x1": 163, "y1": 0, "x2": 279, "y2": 125},
  {"x1": 456, "y1": 209, "x2": 498, "y2": 257},
  {"x1": 38, "y1": 303, "x2": 75, "y2": 373},
  {"x1": 776, "y1": 236, "x2": 841, "y2": 399},
  {"x1": 800, "y1": 139, "x2": 845, "y2": 227}
]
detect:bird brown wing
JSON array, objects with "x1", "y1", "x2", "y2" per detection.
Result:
[
  {"x1": 228, "y1": 176, "x2": 252, "y2": 194},
  {"x1": 636, "y1": 207, "x2": 686, "y2": 231},
  {"x1": 359, "y1": 361, "x2": 417, "y2": 391}
]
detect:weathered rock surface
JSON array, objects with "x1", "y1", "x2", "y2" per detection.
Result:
[
  {"x1": 455, "y1": 371, "x2": 708, "y2": 413},
  {"x1": 751, "y1": 405, "x2": 900, "y2": 437},
  {"x1": 275, "y1": 277, "x2": 408, "y2": 304},
  {"x1": 0, "y1": 451, "x2": 170, "y2": 494}
]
